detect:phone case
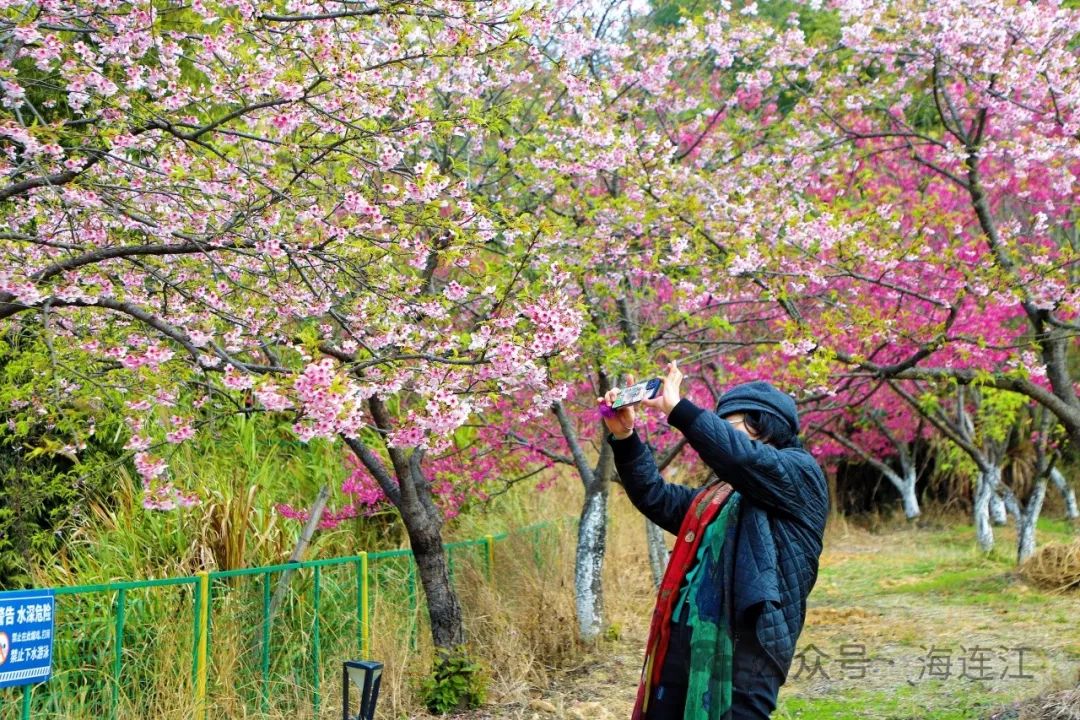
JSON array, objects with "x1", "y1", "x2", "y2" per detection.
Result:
[{"x1": 611, "y1": 378, "x2": 662, "y2": 409}]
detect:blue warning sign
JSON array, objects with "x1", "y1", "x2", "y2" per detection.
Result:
[{"x1": 0, "y1": 589, "x2": 55, "y2": 688}]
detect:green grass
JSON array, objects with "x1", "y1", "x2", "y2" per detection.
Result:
[
  {"x1": 777, "y1": 681, "x2": 1009, "y2": 719},
  {"x1": 816, "y1": 519, "x2": 1075, "y2": 608},
  {"x1": 777, "y1": 514, "x2": 1080, "y2": 719}
]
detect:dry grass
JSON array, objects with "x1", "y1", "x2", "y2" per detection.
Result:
[
  {"x1": 1019, "y1": 540, "x2": 1080, "y2": 593},
  {"x1": 10, "y1": 491, "x2": 584, "y2": 720},
  {"x1": 399, "y1": 512, "x2": 587, "y2": 718},
  {"x1": 198, "y1": 479, "x2": 261, "y2": 572},
  {"x1": 1014, "y1": 685, "x2": 1080, "y2": 720},
  {"x1": 460, "y1": 533, "x2": 583, "y2": 701}
]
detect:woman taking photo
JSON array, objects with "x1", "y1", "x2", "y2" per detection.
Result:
[{"x1": 598, "y1": 361, "x2": 829, "y2": 720}]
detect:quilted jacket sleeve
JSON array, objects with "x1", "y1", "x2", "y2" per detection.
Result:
[
  {"x1": 667, "y1": 398, "x2": 828, "y2": 526},
  {"x1": 607, "y1": 430, "x2": 702, "y2": 535}
]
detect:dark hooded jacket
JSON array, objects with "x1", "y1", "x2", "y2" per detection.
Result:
[{"x1": 608, "y1": 394, "x2": 829, "y2": 682}]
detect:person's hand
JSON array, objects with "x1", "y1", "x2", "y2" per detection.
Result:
[
  {"x1": 599, "y1": 374, "x2": 636, "y2": 440},
  {"x1": 643, "y1": 360, "x2": 683, "y2": 417}
]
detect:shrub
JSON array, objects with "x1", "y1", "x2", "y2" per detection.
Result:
[
  {"x1": 0, "y1": 328, "x2": 127, "y2": 588},
  {"x1": 419, "y1": 647, "x2": 488, "y2": 714}
]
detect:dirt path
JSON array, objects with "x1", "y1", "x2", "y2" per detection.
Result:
[
  {"x1": 434, "y1": 498, "x2": 1079, "y2": 720},
  {"x1": 501, "y1": 532, "x2": 1074, "y2": 718},
  {"x1": 469, "y1": 593, "x2": 1077, "y2": 720},
  {"x1": 440, "y1": 632, "x2": 646, "y2": 720}
]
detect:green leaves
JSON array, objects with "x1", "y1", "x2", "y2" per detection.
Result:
[{"x1": 419, "y1": 647, "x2": 488, "y2": 714}]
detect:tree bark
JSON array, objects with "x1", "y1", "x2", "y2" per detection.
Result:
[
  {"x1": 645, "y1": 519, "x2": 669, "y2": 589},
  {"x1": 973, "y1": 468, "x2": 999, "y2": 552},
  {"x1": 347, "y1": 397, "x2": 466, "y2": 651},
  {"x1": 404, "y1": 505, "x2": 465, "y2": 648},
  {"x1": 575, "y1": 477, "x2": 608, "y2": 641},
  {"x1": 990, "y1": 490, "x2": 1008, "y2": 526},
  {"x1": 1049, "y1": 468, "x2": 1078, "y2": 523},
  {"x1": 1015, "y1": 479, "x2": 1048, "y2": 564},
  {"x1": 898, "y1": 468, "x2": 921, "y2": 522}
]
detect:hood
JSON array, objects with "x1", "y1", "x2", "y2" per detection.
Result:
[{"x1": 714, "y1": 380, "x2": 799, "y2": 436}]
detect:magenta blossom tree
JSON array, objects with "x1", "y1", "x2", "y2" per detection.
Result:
[
  {"x1": 803, "y1": 382, "x2": 932, "y2": 521},
  {"x1": 767, "y1": 0, "x2": 1080, "y2": 442}
]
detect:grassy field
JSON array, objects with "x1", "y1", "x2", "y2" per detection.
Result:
[
  {"x1": 774, "y1": 513, "x2": 1079, "y2": 719},
  {"x1": 470, "y1": 483, "x2": 1080, "y2": 720}
]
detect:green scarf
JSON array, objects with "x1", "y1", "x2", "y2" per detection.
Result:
[{"x1": 683, "y1": 492, "x2": 741, "y2": 719}]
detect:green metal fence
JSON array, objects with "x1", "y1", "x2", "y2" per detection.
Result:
[{"x1": 2, "y1": 518, "x2": 570, "y2": 720}]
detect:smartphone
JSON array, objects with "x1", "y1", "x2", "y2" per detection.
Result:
[{"x1": 610, "y1": 378, "x2": 662, "y2": 410}]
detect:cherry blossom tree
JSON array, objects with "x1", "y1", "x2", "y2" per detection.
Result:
[
  {"x1": 466, "y1": 0, "x2": 822, "y2": 638},
  {"x1": 763, "y1": 0, "x2": 1080, "y2": 444},
  {"x1": 804, "y1": 383, "x2": 931, "y2": 521},
  {"x1": 0, "y1": 0, "x2": 586, "y2": 653},
  {"x1": 889, "y1": 381, "x2": 1030, "y2": 553}
]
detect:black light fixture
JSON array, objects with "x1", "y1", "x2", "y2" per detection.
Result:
[{"x1": 342, "y1": 659, "x2": 383, "y2": 720}]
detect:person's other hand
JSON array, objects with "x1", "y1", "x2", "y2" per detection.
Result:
[
  {"x1": 599, "y1": 374, "x2": 636, "y2": 440},
  {"x1": 643, "y1": 360, "x2": 682, "y2": 417}
]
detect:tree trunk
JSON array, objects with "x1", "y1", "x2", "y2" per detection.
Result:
[
  {"x1": 878, "y1": 461, "x2": 921, "y2": 520},
  {"x1": 551, "y1": 398, "x2": 611, "y2": 642},
  {"x1": 347, "y1": 399, "x2": 466, "y2": 652},
  {"x1": 575, "y1": 479, "x2": 608, "y2": 641},
  {"x1": 267, "y1": 485, "x2": 330, "y2": 627},
  {"x1": 973, "y1": 468, "x2": 998, "y2": 553},
  {"x1": 990, "y1": 490, "x2": 1008, "y2": 526},
  {"x1": 820, "y1": 428, "x2": 921, "y2": 521},
  {"x1": 883, "y1": 463, "x2": 921, "y2": 521},
  {"x1": 899, "y1": 479, "x2": 921, "y2": 521},
  {"x1": 1017, "y1": 478, "x2": 1048, "y2": 565},
  {"x1": 645, "y1": 519, "x2": 669, "y2": 589},
  {"x1": 1049, "y1": 468, "x2": 1078, "y2": 522},
  {"x1": 403, "y1": 503, "x2": 465, "y2": 649}
]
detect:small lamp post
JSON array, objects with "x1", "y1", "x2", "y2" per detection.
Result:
[{"x1": 342, "y1": 660, "x2": 383, "y2": 720}]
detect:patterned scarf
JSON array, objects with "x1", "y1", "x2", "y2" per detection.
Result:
[
  {"x1": 684, "y1": 492, "x2": 740, "y2": 719},
  {"x1": 631, "y1": 481, "x2": 737, "y2": 720}
]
